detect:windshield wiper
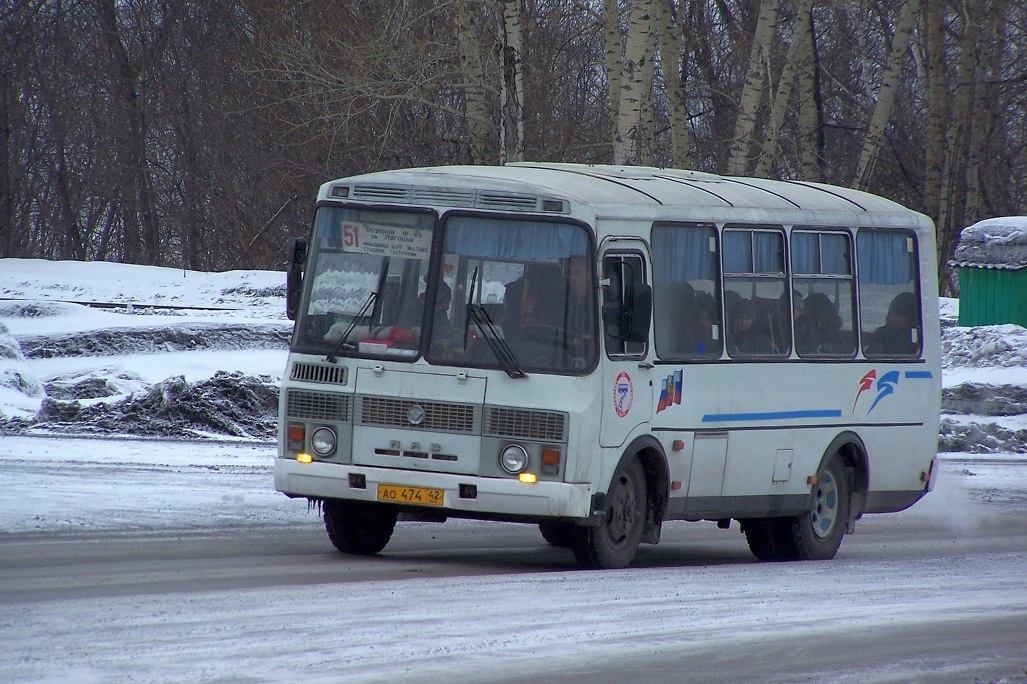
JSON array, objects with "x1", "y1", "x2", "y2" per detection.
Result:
[
  {"x1": 462, "y1": 268, "x2": 525, "y2": 378},
  {"x1": 466, "y1": 303, "x2": 526, "y2": 379},
  {"x1": 326, "y1": 291, "x2": 376, "y2": 363}
]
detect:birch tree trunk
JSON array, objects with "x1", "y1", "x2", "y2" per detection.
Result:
[
  {"x1": 500, "y1": 0, "x2": 524, "y2": 164},
  {"x1": 795, "y1": 4, "x2": 822, "y2": 181},
  {"x1": 654, "y1": 0, "x2": 691, "y2": 168},
  {"x1": 727, "y1": 0, "x2": 781, "y2": 176},
  {"x1": 756, "y1": 0, "x2": 814, "y2": 177},
  {"x1": 854, "y1": 0, "x2": 919, "y2": 190},
  {"x1": 604, "y1": 0, "x2": 623, "y2": 148},
  {"x1": 455, "y1": 0, "x2": 494, "y2": 164},
  {"x1": 922, "y1": 0, "x2": 947, "y2": 221},
  {"x1": 638, "y1": 7, "x2": 657, "y2": 166},
  {"x1": 614, "y1": 0, "x2": 655, "y2": 165}
]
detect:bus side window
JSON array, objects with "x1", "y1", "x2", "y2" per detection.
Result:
[
  {"x1": 723, "y1": 226, "x2": 788, "y2": 358},
  {"x1": 858, "y1": 230, "x2": 922, "y2": 358},
  {"x1": 651, "y1": 223, "x2": 723, "y2": 360},
  {"x1": 791, "y1": 230, "x2": 857, "y2": 357}
]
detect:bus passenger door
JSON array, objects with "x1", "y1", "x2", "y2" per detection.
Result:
[{"x1": 599, "y1": 242, "x2": 654, "y2": 448}]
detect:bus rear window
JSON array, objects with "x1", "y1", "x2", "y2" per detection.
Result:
[{"x1": 858, "y1": 230, "x2": 922, "y2": 358}]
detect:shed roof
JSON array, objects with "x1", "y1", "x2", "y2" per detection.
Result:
[{"x1": 951, "y1": 217, "x2": 1027, "y2": 270}]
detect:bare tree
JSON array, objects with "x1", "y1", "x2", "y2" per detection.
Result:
[
  {"x1": 936, "y1": 0, "x2": 982, "y2": 293},
  {"x1": 4, "y1": 0, "x2": 1027, "y2": 280},
  {"x1": 654, "y1": 0, "x2": 692, "y2": 167},
  {"x1": 921, "y1": 0, "x2": 948, "y2": 222},
  {"x1": 500, "y1": 0, "x2": 525, "y2": 163},
  {"x1": 756, "y1": 0, "x2": 815, "y2": 177},
  {"x1": 614, "y1": 0, "x2": 656, "y2": 165},
  {"x1": 455, "y1": 0, "x2": 498, "y2": 163},
  {"x1": 795, "y1": 3, "x2": 823, "y2": 181},
  {"x1": 854, "y1": 0, "x2": 919, "y2": 190},
  {"x1": 91, "y1": 0, "x2": 185, "y2": 265},
  {"x1": 727, "y1": 0, "x2": 782, "y2": 175}
]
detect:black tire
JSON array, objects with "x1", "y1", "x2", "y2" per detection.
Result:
[
  {"x1": 323, "y1": 498, "x2": 397, "y2": 556},
  {"x1": 742, "y1": 518, "x2": 786, "y2": 561},
  {"x1": 538, "y1": 521, "x2": 575, "y2": 548},
  {"x1": 775, "y1": 455, "x2": 850, "y2": 561},
  {"x1": 571, "y1": 458, "x2": 647, "y2": 569}
]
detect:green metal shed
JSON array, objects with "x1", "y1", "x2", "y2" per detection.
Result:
[{"x1": 951, "y1": 217, "x2": 1027, "y2": 327}]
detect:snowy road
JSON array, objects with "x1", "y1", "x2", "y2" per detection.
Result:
[{"x1": 1, "y1": 437, "x2": 1026, "y2": 683}]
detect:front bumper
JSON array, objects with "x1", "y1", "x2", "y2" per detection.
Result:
[{"x1": 275, "y1": 458, "x2": 594, "y2": 519}]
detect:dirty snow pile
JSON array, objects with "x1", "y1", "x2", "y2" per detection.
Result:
[
  {"x1": 3, "y1": 258, "x2": 1027, "y2": 452},
  {"x1": 1, "y1": 259, "x2": 290, "y2": 440}
]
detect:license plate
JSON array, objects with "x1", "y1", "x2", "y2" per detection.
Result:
[{"x1": 376, "y1": 484, "x2": 444, "y2": 507}]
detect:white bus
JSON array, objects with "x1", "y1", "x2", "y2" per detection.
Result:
[{"x1": 276, "y1": 163, "x2": 940, "y2": 569}]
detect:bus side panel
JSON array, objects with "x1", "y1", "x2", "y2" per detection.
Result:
[{"x1": 654, "y1": 359, "x2": 939, "y2": 519}]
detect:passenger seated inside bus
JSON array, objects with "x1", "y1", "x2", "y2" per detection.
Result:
[
  {"x1": 728, "y1": 299, "x2": 772, "y2": 355},
  {"x1": 795, "y1": 292, "x2": 848, "y2": 355},
  {"x1": 693, "y1": 295, "x2": 719, "y2": 356},
  {"x1": 866, "y1": 291, "x2": 918, "y2": 355},
  {"x1": 654, "y1": 280, "x2": 696, "y2": 356}
]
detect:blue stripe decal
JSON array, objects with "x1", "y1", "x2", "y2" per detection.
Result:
[
  {"x1": 904, "y1": 371, "x2": 933, "y2": 379},
  {"x1": 701, "y1": 409, "x2": 843, "y2": 423}
]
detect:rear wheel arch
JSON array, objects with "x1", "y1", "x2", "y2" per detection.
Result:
[{"x1": 821, "y1": 431, "x2": 869, "y2": 525}]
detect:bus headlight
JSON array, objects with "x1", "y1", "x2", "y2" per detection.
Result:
[
  {"x1": 500, "y1": 444, "x2": 529, "y2": 474},
  {"x1": 310, "y1": 427, "x2": 337, "y2": 456}
]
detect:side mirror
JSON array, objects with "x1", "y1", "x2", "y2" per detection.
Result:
[
  {"x1": 624, "y1": 283, "x2": 652, "y2": 343},
  {"x1": 286, "y1": 237, "x2": 307, "y2": 321}
]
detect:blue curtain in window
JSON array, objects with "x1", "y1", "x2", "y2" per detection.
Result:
[
  {"x1": 722, "y1": 231, "x2": 752, "y2": 273},
  {"x1": 793, "y1": 232, "x2": 850, "y2": 275},
  {"x1": 753, "y1": 231, "x2": 783, "y2": 273},
  {"x1": 821, "y1": 233, "x2": 850, "y2": 275},
  {"x1": 858, "y1": 230, "x2": 913, "y2": 285},
  {"x1": 653, "y1": 224, "x2": 718, "y2": 281},
  {"x1": 445, "y1": 216, "x2": 588, "y2": 259},
  {"x1": 792, "y1": 232, "x2": 819, "y2": 274}
]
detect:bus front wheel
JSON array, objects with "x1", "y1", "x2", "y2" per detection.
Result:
[
  {"x1": 323, "y1": 498, "x2": 397, "y2": 556},
  {"x1": 571, "y1": 458, "x2": 646, "y2": 569},
  {"x1": 538, "y1": 521, "x2": 574, "y2": 548}
]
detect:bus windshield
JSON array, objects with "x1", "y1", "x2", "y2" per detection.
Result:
[
  {"x1": 294, "y1": 206, "x2": 435, "y2": 359},
  {"x1": 427, "y1": 215, "x2": 597, "y2": 374}
]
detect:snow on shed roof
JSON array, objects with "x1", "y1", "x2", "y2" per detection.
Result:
[{"x1": 951, "y1": 216, "x2": 1027, "y2": 270}]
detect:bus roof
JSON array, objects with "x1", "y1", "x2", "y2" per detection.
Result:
[{"x1": 318, "y1": 163, "x2": 932, "y2": 232}]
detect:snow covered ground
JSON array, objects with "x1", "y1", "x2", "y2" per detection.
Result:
[{"x1": 3, "y1": 258, "x2": 1027, "y2": 682}]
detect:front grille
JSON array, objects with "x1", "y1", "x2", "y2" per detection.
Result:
[
  {"x1": 287, "y1": 390, "x2": 352, "y2": 422},
  {"x1": 291, "y1": 362, "x2": 347, "y2": 385},
  {"x1": 484, "y1": 407, "x2": 568, "y2": 443},
  {"x1": 359, "y1": 396, "x2": 479, "y2": 434}
]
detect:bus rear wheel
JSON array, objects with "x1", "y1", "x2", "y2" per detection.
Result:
[
  {"x1": 323, "y1": 498, "x2": 397, "y2": 556},
  {"x1": 749, "y1": 455, "x2": 849, "y2": 562},
  {"x1": 571, "y1": 458, "x2": 646, "y2": 569}
]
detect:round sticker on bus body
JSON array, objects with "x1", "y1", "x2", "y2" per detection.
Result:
[{"x1": 614, "y1": 371, "x2": 633, "y2": 418}]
